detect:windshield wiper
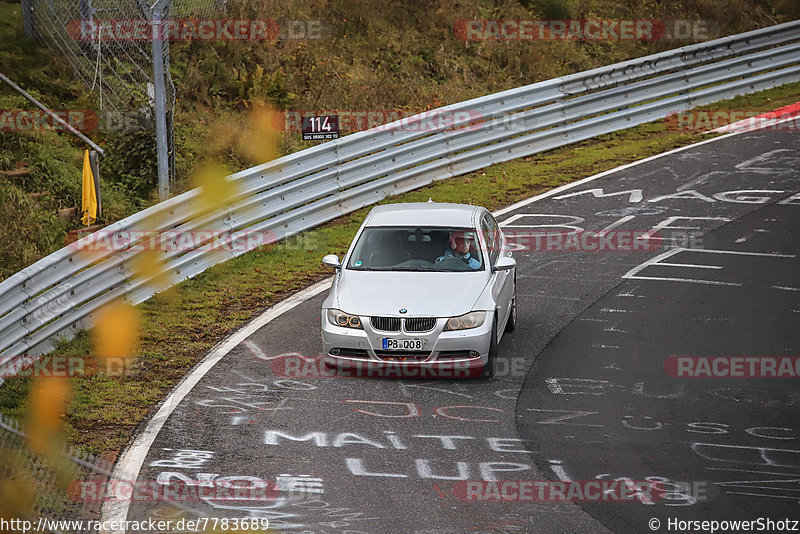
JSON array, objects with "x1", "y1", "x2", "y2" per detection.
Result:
[
  {"x1": 390, "y1": 266, "x2": 440, "y2": 271},
  {"x1": 351, "y1": 266, "x2": 474, "y2": 272}
]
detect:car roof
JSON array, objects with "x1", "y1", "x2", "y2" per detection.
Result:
[{"x1": 364, "y1": 202, "x2": 485, "y2": 227}]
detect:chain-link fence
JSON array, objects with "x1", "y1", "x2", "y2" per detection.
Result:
[
  {"x1": 0, "y1": 412, "x2": 225, "y2": 533},
  {"x1": 0, "y1": 414, "x2": 114, "y2": 534},
  {"x1": 19, "y1": 0, "x2": 234, "y2": 198}
]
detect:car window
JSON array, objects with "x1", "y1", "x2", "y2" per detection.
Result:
[
  {"x1": 488, "y1": 213, "x2": 504, "y2": 257},
  {"x1": 480, "y1": 219, "x2": 494, "y2": 267},
  {"x1": 346, "y1": 227, "x2": 484, "y2": 271},
  {"x1": 481, "y1": 214, "x2": 500, "y2": 267}
]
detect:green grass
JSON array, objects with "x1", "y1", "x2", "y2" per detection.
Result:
[{"x1": 1, "y1": 80, "x2": 798, "y2": 454}]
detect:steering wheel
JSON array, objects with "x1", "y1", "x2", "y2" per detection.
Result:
[
  {"x1": 396, "y1": 259, "x2": 436, "y2": 268},
  {"x1": 434, "y1": 256, "x2": 474, "y2": 270}
]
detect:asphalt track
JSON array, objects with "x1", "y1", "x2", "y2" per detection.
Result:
[{"x1": 118, "y1": 128, "x2": 799, "y2": 533}]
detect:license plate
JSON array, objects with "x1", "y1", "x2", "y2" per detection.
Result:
[{"x1": 382, "y1": 338, "x2": 423, "y2": 350}]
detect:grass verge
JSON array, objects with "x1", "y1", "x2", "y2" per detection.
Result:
[{"x1": 0, "y1": 81, "x2": 798, "y2": 454}]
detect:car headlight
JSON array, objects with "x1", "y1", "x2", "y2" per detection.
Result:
[
  {"x1": 327, "y1": 309, "x2": 363, "y2": 329},
  {"x1": 444, "y1": 311, "x2": 486, "y2": 331}
]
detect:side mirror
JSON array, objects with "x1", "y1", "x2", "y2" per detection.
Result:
[
  {"x1": 322, "y1": 254, "x2": 342, "y2": 269},
  {"x1": 493, "y1": 255, "x2": 516, "y2": 272}
]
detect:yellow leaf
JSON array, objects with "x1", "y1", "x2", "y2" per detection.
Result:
[
  {"x1": 131, "y1": 251, "x2": 172, "y2": 295},
  {"x1": 240, "y1": 99, "x2": 281, "y2": 163},
  {"x1": 93, "y1": 300, "x2": 139, "y2": 360},
  {"x1": 26, "y1": 377, "x2": 70, "y2": 456},
  {"x1": 0, "y1": 475, "x2": 35, "y2": 521},
  {"x1": 192, "y1": 162, "x2": 238, "y2": 214}
]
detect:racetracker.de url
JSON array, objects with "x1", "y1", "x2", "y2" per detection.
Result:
[{"x1": 0, "y1": 517, "x2": 270, "y2": 533}]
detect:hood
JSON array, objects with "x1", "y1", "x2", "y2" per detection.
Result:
[{"x1": 332, "y1": 270, "x2": 489, "y2": 317}]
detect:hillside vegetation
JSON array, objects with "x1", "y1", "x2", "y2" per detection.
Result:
[{"x1": 1, "y1": 0, "x2": 799, "y2": 279}]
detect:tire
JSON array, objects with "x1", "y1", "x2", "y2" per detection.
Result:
[
  {"x1": 481, "y1": 315, "x2": 498, "y2": 378},
  {"x1": 505, "y1": 293, "x2": 517, "y2": 333}
]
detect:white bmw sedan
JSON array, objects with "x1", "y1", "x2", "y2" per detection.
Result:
[{"x1": 320, "y1": 202, "x2": 516, "y2": 378}]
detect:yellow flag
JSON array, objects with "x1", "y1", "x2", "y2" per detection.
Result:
[{"x1": 81, "y1": 149, "x2": 97, "y2": 226}]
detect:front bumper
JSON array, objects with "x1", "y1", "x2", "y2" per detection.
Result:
[{"x1": 321, "y1": 310, "x2": 491, "y2": 370}]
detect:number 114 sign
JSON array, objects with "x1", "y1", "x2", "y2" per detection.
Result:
[{"x1": 302, "y1": 115, "x2": 339, "y2": 140}]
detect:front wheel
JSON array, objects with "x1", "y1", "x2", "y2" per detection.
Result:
[{"x1": 481, "y1": 315, "x2": 498, "y2": 378}]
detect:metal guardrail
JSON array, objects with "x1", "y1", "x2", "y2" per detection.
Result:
[{"x1": 1, "y1": 20, "x2": 799, "y2": 369}]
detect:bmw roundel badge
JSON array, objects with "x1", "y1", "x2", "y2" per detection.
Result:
[{"x1": 399, "y1": 308, "x2": 407, "y2": 314}]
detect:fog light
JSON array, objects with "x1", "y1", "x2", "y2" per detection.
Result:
[
  {"x1": 331, "y1": 348, "x2": 341, "y2": 355},
  {"x1": 470, "y1": 351, "x2": 480, "y2": 357}
]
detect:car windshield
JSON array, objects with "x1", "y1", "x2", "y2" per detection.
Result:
[{"x1": 346, "y1": 227, "x2": 484, "y2": 272}]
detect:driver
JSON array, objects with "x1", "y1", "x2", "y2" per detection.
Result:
[{"x1": 435, "y1": 230, "x2": 480, "y2": 269}]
